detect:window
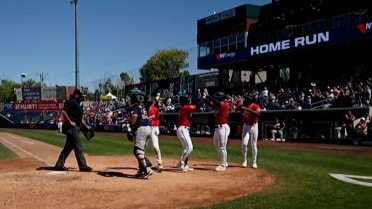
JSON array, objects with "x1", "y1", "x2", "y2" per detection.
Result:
[{"x1": 198, "y1": 42, "x2": 212, "y2": 57}]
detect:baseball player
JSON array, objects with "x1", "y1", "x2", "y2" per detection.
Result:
[
  {"x1": 128, "y1": 90, "x2": 153, "y2": 179},
  {"x1": 205, "y1": 91, "x2": 230, "y2": 172},
  {"x1": 57, "y1": 113, "x2": 65, "y2": 133},
  {"x1": 235, "y1": 94, "x2": 261, "y2": 168},
  {"x1": 176, "y1": 95, "x2": 198, "y2": 172},
  {"x1": 146, "y1": 96, "x2": 164, "y2": 171}
]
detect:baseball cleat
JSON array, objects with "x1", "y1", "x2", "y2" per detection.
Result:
[
  {"x1": 252, "y1": 163, "x2": 258, "y2": 169},
  {"x1": 158, "y1": 164, "x2": 164, "y2": 172},
  {"x1": 184, "y1": 165, "x2": 194, "y2": 171},
  {"x1": 54, "y1": 166, "x2": 68, "y2": 171},
  {"x1": 242, "y1": 160, "x2": 247, "y2": 168},
  {"x1": 215, "y1": 165, "x2": 226, "y2": 172},
  {"x1": 142, "y1": 169, "x2": 153, "y2": 179}
]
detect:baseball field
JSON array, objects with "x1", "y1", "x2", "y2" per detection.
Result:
[{"x1": 0, "y1": 128, "x2": 371, "y2": 209}]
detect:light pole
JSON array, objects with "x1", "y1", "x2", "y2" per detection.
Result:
[
  {"x1": 71, "y1": 0, "x2": 80, "y2": 89},
  {"x1": 21, "y1": 73, "x2": 27, "y2": 89}
]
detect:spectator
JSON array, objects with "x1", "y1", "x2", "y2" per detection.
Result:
[
  {"x1": 355, "y1": 117, "x2": 368, "y2": 137},
  {"x1": 344, "y1": 110, "x2": 356, "y2": 138},
  {"x1": 270, "y1": 117, "x2": 286, "y2": 142}
]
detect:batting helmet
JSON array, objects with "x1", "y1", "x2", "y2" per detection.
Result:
[
  {"x1": 154, "y1": 97, "x2": 163, "y2": 107},
  {"x1": 243, "y1": 94, "x2": 255, "y2": 106},
  {"x1": 179, "y1": 95, "x2": 192, "y2": 106},
  {"x1": 212, "y1": 91, "x2": 226, "y2": 101}
]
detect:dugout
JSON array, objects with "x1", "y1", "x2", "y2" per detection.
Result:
[{"x1": 160, "y1": 106, "x2": 370, "y2": 144}]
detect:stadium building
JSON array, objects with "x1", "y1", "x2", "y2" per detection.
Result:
[{"x1": 197, "y1": 0, "x2": 372, "y2": 90}]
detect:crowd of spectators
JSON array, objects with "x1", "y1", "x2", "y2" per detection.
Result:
[
  {"x1": 73, "y1": 76, "x2": 372, "y2": 129},
  {"x1": 144, "y1": 77, "x2": 372, "y2": 113},
  {"x1": 2, "y1": 75, "x2": 371, "y2": 140}
]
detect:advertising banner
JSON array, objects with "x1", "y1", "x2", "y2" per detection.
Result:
[
  {"x1": 56, "y1": 86, "x2": 67, "y2": 101},
  {"x1": 195, "y1": 72, "x2": 219, "y2": 89},
  {"x1": 41, "y1": 87, "x2": 57, "y2": 101},
  {"x1": 22, "y1": 87, "x2": 41, "y2": 101},
  {"x1": 13, "y1": 101, "x2": 64, "y2": 111},
  {"x1": 14, "y1": 88, "x2": 23, "y2": 101}
]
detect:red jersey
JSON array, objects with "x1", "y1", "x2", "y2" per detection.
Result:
[
  {"x1": 177, "y1": 104, "x2": 196, "y2": 127},
  {"x1": 148, "y1": 104, "x2": 160, "y2": 126},
  {"x1": 236, "y1": 103, "x2": 261, "y2": 124},
  {"x1": 57, "y1": 115, "x2": 65, "y2": 123},
  {"x1": 210, "y1": 101, "x2": 229, "y2": 125}
]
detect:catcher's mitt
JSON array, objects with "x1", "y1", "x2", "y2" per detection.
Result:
[
  {"x1": 82, "y1": 128, "x2": 95, "y2": 141},
  {"x1": 127, "y1": 132, "x2": 134, "y2": 142}
]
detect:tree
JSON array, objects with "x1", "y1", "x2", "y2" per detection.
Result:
[
  {"x1": 139, "y1": 48, "x2": 189, "y2": 83},
  {"x1": 0, "y1": 79, "x2": 20, "y2": 103},
  {"x1": 97, "y1": 78, "x2": 115, "y2": 95},
  {"x1": 22, "y1": 79, "x2": 38, "y2": 88},
  {"x1": 120, "y1": 72, "x2": 134, "y2": 86}
]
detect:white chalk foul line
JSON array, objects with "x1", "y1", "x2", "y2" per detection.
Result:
[
  {"x1": 46, "y1": 171, "x2": 66, "y2": 175},
  {"x1": 7, "y1": 135, "x2": 34, "y2": 145},
  {"x1": 1, "y1": 139, "x2": 52, "y2": 167}
]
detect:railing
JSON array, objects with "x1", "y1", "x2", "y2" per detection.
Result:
[
  {"x1": 160, "y1": 106, "x2": 370, "y2": 142},
  {"x1": 310, "y1": 99, "x2": 331, "y2": 109}
]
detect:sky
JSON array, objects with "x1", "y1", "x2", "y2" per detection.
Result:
[{"x1": 0, "y1": 0, "x2": 271, "y2": 90}]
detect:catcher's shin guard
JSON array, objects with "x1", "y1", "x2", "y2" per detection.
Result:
[{"x1": 145, "y1": 156, "x2": 152, "y2": 167}]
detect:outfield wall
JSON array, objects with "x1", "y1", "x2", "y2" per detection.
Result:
[{"x1": 1, "y1": 107, "x2": 370, "y2": 145}]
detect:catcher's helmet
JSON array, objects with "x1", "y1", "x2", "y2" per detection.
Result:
[
  {"x1": 179, "y1": 95, "x2": 191, "y2": 106},
  {"x1": 212, "y1": 91, "x2": 226, "y2": 101},
  {"x1": 128, "y1": 88, "x2": 145, "y2": 104}
]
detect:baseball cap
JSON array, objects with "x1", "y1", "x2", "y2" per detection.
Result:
[{"x1": 73, "y1": 89, "x2": 82, "y2": 97}]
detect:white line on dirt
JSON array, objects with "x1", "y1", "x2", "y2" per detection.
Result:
[
  {"x1": 1, "y1": 139, "x2": 52, "y2": 166},
  {"x1": 7, "y1": 135, "x2": 34, "y2": 145},
  {"x1": 46, "y1": 171, "x2": 66, "y2": 175}
]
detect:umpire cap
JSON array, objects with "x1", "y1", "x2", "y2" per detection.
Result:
[{"x1": 73, "y1": 89, "x2": 82, "y2": 97}]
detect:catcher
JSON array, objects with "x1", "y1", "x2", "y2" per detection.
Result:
[{"x1": 126, "y1": 89, "x2": 154, "y2": 179}]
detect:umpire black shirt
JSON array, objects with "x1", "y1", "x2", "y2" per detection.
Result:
[{"x1": 64, "y1": 98, "x2": 83, "y2": 126}]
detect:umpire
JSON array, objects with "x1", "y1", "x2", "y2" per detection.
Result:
[{"x1": 54, "y1": 89, "x2": 93, "y2": 172}]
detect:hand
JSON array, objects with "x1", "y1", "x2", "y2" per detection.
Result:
[
  {"x1": 203, "y1": 89, "x2": 209, "y2": 96},
  {"x1": 70, "y1": 121, "x2": 77, "y2": 127}
]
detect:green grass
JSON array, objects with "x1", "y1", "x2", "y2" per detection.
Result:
[
  {"x1": 0, "y1": 142, "x2": 18, "y2": 160},
  {"x1": 1, "y1": 128, "x2": 372, "y2": 209}
]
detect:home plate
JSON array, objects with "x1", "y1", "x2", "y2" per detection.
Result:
[{"x1": 46, "y1": 171, "x2": 66, "y2": 175}]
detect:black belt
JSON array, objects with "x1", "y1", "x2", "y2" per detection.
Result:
[{"x1": 215, "y1": 124, "x2": 224, "y2": 128}]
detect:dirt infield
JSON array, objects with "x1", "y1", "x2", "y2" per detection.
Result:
[
  {"x1": 0, "y1": 131, "x2": 276, "y2": 209},
  {"x1": 1, "y1": 130, "x2": 372, "y2": 209}
]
